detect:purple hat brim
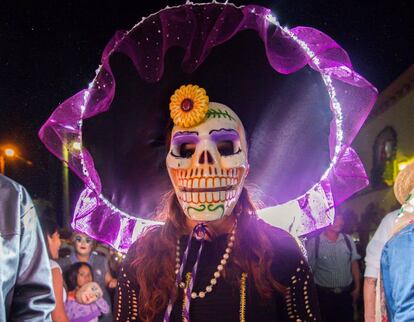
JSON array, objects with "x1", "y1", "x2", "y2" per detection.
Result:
[{"x1": 39, "y1": 3, "x2": 377, "y2": 252}]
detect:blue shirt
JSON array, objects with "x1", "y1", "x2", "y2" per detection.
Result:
[
  {"x1": 306, "y1": 232, "x2": 360, "y2": 288},
  {"x1": 381, "y1": 223, "x2": 414, "y2": 322}
]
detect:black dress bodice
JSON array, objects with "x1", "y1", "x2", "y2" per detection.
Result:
[{"x1": 115, "y1": 220, "x2": 321, "y2": 322}]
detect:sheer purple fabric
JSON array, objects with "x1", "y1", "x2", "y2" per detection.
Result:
[{"x1": 39, "y1": 3, "x2": 377, "y2": 252}]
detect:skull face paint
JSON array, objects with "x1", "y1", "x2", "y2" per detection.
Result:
[
  {"x1": 73, "y1": 233, "x2": 94, "y2": 257},
  {"x1": 166, "y1": 102, "x2": 249, "y2": 221}
]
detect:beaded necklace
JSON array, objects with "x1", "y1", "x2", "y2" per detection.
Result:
[
  {"x1": 163, "y1": 221, "x2": 238, "y2": 322},
  {"x1": 178, "y1": 223, "x2": 236, "y2": 299}
]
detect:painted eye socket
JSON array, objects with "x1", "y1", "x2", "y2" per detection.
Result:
[
  {"x1": 172, "y1": 142, "x2": 196, "y2": 158},
  {"x1": 75, "y1": 236, "x2": 92, "y2": 243},
  {"x1": 180, "y1": 143, "x2": 196, "y2": 158},
  {"x1": 217, "y1": 140, "x2": 235, "y2": 156}
]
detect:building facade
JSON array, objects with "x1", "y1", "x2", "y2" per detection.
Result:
[{"x1": 339, "y1": 65, "x2": 414, "y2": 251}]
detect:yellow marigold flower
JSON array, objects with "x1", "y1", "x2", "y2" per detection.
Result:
[{"x1": 169, "y1": 84, "x2": 209, "y2": 128}]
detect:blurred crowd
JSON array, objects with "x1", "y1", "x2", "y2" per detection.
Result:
[{"x1": 40, "y1": 218, "x2": 123, "y2": 322}]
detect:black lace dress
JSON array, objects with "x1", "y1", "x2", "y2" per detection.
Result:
[{"x1": 114, "y1": 222, "x2": 321, "y2": 322}]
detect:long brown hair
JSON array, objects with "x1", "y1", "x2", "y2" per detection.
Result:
[{"x1": 131, "y1": 188, "x2": 286, "y2": 322}]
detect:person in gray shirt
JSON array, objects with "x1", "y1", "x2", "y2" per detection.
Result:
[
  {"x1": 306, "y1": 213, "x2": 361, "y2": 322},
  {"x1": 0, "y1": 174, "x2": 55, "y2": 321}
]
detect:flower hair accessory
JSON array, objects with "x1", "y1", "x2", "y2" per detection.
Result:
[{"x1": 169, "y1": 84, "x2": 209, "y2": 128}]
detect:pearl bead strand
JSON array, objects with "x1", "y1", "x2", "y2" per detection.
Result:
[{"x1": 176, "y1": 222, "x2": 237, "y2": 300}]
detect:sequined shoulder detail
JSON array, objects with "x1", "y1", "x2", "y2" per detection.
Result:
[{"x1": 114, "y1": 266, "x2": 140, "y2": 321}]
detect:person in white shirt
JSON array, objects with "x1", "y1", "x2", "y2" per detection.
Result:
[
  {"x1": 363, "y1": 209, "x2": 399, "y2": 322},
  {"x1": 40, "y1": 216, "x2": 69, "y2": 322}
]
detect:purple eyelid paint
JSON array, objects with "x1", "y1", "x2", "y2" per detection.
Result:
[
  {"x1": 210, "y1": 129, "x2": 240, "y2": 142},
  {"x1": 172, "y1": 132, "x2": 200, "y2": 146}
]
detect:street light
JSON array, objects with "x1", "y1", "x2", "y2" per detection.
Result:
[
  {"x1": 0, "y1": 145, "x2": 33, "y2": 175},
  {"x1": 71, "y1": 142, "x2": 82, "y2": 151},
  {"x1": 4, "y1": 148, "x2": 15, "y2": 157},
  {"x1": 61, "y1": 140, "x2": 83, "y2": 227}
]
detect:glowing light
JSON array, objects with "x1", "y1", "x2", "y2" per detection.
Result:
[
  {"x1": 263, "y1": 14, "x2": 344, "y2": 190},
  {"x1": 265, "y1": 14, "x2": 279, "y2": 26},
  {"x1": 71, "y1": 142, "x2": 81, "y2": 151},
  {"x1": 4, "y1": 148, "x2": 15, "y2": 157},
  {"x1": 399, "y1": 161, "x2": 408, "y2": 171}
]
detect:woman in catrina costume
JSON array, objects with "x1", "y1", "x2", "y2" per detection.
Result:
[
  {"x1": 39, "y1": 2, "x2": 377, "y2": 322},
  {"x1": 114, "y1": 84, "x2": 321, "y2": 321}
]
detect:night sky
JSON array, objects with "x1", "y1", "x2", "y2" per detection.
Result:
[{"x1": 1, "y1": 1, "x2": 412, "y2": 216}]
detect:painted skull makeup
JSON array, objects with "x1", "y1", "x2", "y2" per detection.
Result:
[
  {"x1": 167, "y1": 101, "x2": 249, "y2": 221},
  {"x1": 74, "y1": 233, "x2": 94, "y2": 256}
]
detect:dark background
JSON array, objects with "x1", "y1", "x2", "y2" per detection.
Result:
[{"x1": 1, "y1": 0, "x2": 412, "y2": 221}]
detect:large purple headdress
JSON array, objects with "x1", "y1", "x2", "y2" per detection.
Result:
[{"x1": 39, "y1": 3, "x2": 377, "y2": 252}]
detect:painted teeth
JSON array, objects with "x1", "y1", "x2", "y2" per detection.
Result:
[
  {"x1": 174, "y1": 167, "x2": 241, "y2": 204},
  {"x1": 213, "y1": 191, "x2": 220, "y2": 202},
  {"x1": 179, "y1": 176, "x2": 238, "y2": 190},
  {"x1": 180, "y1": 188, "x2": 237, "y2": 204},
  {"x1": 192, "y1": 192, "x2": 198, "y2": 203},
  {"x1": 214, "y1": 178, "x2": 220, "y2": 187},
  {"x1": 174, "y1": 168, "x2": 239, "y2": 181}
]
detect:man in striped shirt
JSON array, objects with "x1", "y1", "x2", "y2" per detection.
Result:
[{"x1": 305, "y1": 213, "x2": 361, "y2": 322}]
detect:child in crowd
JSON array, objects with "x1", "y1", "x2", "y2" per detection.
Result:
[
  {"x1": 64, "y1": 262, "x2": 110, "y2": 322},
  {"x1": 59, "y1": 232, "x2": 116, "y2": 322}
]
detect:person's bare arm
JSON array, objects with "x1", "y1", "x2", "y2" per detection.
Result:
[
  {"x1": 105, "y1": 271, "x2": 118, "y2": 288},
  {"x1": 363, "y1": 277, "x2": 377, "y2": 322},
  {"x1": 351, "y1": 260, "x2": 361, "y2": 303},
  {"x1": 51, "y1": 268, "x2": 69, "y2": 322}
]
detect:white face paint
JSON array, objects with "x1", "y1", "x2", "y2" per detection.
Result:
[
  {"x1": 166, "y1": 102, "x2": 249, "y2": 221},
  {"x1": 73, "y1": 233, "x2": 94, "y2": 257}
]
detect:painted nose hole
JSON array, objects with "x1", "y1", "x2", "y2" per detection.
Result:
[{"x1": 199, "y1": 150, "x2": 214, "y2": 164}]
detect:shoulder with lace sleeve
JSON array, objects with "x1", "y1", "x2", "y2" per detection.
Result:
[
  {"x1": 261, "y1": 221, "x2": 321, "y2": 321},
  {"x1": 49, "y1": 259, "x2": 62, "y2": 273}
]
